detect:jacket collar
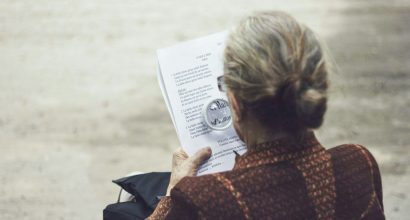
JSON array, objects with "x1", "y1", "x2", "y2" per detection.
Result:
[{"x1": 233, "y1": 132, "x2": 324, "y2": 170}]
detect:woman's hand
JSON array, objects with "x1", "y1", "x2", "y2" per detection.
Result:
[{"x1": 166, "y1": 147, "x2": 212, "y2": 196}]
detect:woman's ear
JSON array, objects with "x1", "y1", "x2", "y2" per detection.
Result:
[{"x1": 228, "y1": 91, "x2": 242, "y2": 122}]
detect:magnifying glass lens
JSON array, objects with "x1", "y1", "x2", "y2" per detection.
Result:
[{"x1": 203, "y1": 99, "x2": 232, "y2": 130}]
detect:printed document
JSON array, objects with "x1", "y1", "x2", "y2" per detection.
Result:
[{"x1": 157, "y1": 31, "x2": 247, "y2": 175}]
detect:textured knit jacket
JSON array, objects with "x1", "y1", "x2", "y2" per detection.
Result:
[{"x1": 147, "y1": 133, "x2": 385, "y2": 220}]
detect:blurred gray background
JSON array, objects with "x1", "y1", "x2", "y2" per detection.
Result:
[{"x1": 0, "y1": 0, "x2": 409, "y2": 219}]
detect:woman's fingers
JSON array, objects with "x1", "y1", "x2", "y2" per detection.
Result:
[
  {"x1": 189, "y1": 147, "x2": 212, "y2": 169},
  {"x1": 166, "y1": 147, "x2": 213, "y2": 195},
  {"x1": 172, "y1": 147, "x2": 188, "y2": 163}
]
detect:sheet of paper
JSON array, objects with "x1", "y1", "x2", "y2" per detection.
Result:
[{"x1": 157, "y1": 31, "x2": 247, "y2": 175}]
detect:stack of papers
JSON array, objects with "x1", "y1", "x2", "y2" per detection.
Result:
[{"x1": 156, "y1": 31, "x2": 247, "y2": 175}]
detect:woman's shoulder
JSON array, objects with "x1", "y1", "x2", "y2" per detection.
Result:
[
  {"x1": 171, "y1": 171, "x2": 240, "y2": 203},
  {"x1": 326, "y1": 143, "x2": 381, "y2": 181},
  {"x1": 170, "y1": 172, "x2": 248, "y2": 219},
  {"x1": 326, "y1": 143, "x2": 382, "y2": 194},
  {"x1": 326, "y1": 143, "x2": 379, "y2": 168},
  {"x1": 172, "y1": 162, "x2": 297, "y2": 199},
  {"x1": 326, "y1": 143, "x2": 384, "y2": 217},
  {"x1": 170, "y1": 163, "x2": 301, "y2": 208}
]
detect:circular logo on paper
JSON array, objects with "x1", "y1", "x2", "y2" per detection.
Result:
[{"x1": 203, "y1": 99, "x2": 232, "y2": 130}]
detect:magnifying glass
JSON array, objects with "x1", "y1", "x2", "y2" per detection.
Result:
[{"x1": 203, "y1": 98, "x2": 232, "y2": 130}]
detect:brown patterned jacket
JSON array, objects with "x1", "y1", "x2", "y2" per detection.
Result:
[{"x1": 148, "y1": 133, "x2": 385, "y2": 219}]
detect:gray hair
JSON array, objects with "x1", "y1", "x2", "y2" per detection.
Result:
[{"x1": 224, "y1": 11, "x2": 329, "y2": 129}]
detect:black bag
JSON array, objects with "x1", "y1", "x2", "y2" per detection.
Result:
[{"x1": 103, "y1": 172, "x2": 171, "y2": 220}]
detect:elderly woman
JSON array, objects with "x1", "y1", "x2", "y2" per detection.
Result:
[{"x1": 147, "y1": 11, "x2": 384, "y2": 219}]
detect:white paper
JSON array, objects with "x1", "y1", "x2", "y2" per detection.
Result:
[{"x1": 157, "y1": 31, "x2": 247, "y2": 175}]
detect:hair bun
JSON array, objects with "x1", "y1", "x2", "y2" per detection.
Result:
[
  {"x1": 295, "y1": 88, "x2": 327, "y2": 129},
  {"x1": 279, "y1": 77, "x2": 327, "y2": 129}
]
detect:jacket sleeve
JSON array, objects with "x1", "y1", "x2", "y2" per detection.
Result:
[
  {"x1": 146, "y1": 197, "x2": 172, "y2": 220},
  {"x1": 146, "y1": 189, "x2": 200, "y2": 220}
]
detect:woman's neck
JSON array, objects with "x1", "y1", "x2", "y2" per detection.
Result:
[{"x1": 240, "y1": 118, "x2": 308, "y2": 151}]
